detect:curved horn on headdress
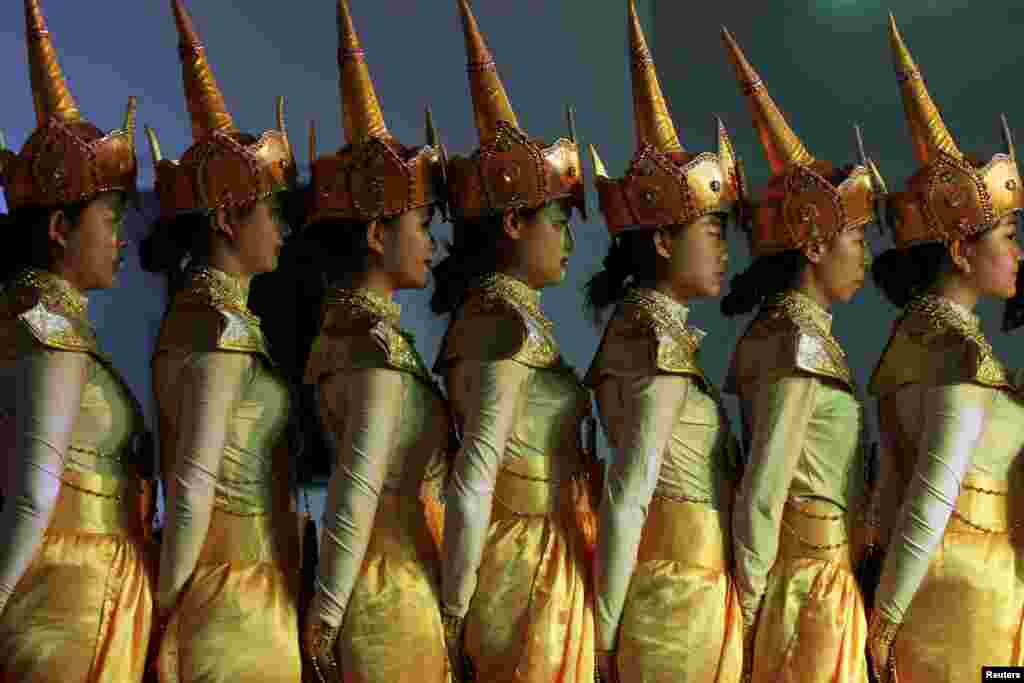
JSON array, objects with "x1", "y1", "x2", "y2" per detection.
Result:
[
  {"x1": 308, "y1": 119, "x2": 317, "y2": 169},
  {"x1": 171, "y1": 0, "x2": 236, "y2": 141},
  {"x1": 628, "y1": 0, "x2": 682, "y2": 154},
  {"x1": 145, "y1": 126, "x2": 163, "y2": 164},
  {"x1": 589, "y1": 144, "x2": 609, "y2": 179},
  {"x1": 24, "y1": 0, "x2": 82, "y2": 126},
  {"x1": 123, "y1": 96, "x2": 137, "y2": 147},
  {"x1": 887, "y1": 14, "x2": 961, "y2": 164},
  {"x1": 716, "y1": 116, "x2": 738, "y2": 185},
  {"x1": 456, "y1": 0, "x2": 519, "y2": 142},
  {"x1": 1001, "y1": 113, "x2": 1016, "y2": 164},
  {"x1": 425, "y1": 106, "x2": 450, "y2": 221},
  {"x1": 854, "y1": 123, "x2": 888, "y2": 232},
  {"x1": 720, "y1": 26, "x2": 814, "y2": 173},
  {"x1": 337, "y1": 0, "x2": 388, "y2": 145},
  {"x1": 276, "y1": 95, "x2": 286, "y2": 135}
]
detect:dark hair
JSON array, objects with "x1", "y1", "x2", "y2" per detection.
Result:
[
  {"x1": 139, "y1": 211, "x2": 213, "y2": 297},
  {"x1": 584, "y1": 229, "x2": 661, "y2": 321},
  {"x1": 871, "y1": 242, "x2": 953, "y2": 308},
  {"x1": 720, "y1": 249, "x2": 808, "y2": 317},
  {"x1": 0, "y1": 202, "x2": 87, "y2": 284},
  {"x1": 431, "y1": 213, "x2": 511, "y2": 315}
]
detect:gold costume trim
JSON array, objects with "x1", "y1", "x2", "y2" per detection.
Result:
[
  {"x1": 620, "y1": 288, "x2": 707, "y2": 381},
  {"x1": 870, "y1": 294, "x2": 1010, "y2": 395},
  {"x1": 1, "y1": 268, "x2": 97, "y2": 355}
]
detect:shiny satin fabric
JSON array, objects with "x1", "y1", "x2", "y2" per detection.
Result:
[
  {"x1": 889, "y1": 475, "x2": 1024, "y2": 676},
  {"x1": 333, "y1": 491, "x2": 448, "y2": 683},
  {"x1": 464, "y1": 475, "x2": 594, "y2": 683},
  {"x1": 616, "y1": 497, "x2": 742, "y2": 682},
  {"x1": 157, "y1": 502, "x2": 301, "y2": 683},
  {"x1": 749, "y1": 500, "x2": 867, "y2": 683},
  {"x1": 0, "y1": 469, "x2": 154, "y2": 682}
]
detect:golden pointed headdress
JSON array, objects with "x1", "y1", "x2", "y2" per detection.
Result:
[
  {"x1": 590, "y1": 0, "x2": 743, "y2": 236},
  {"x1": 721, "y1": 27, "x2": 885, "y2": 257},
  {"x1": 305, "y1": 0, "x2": 447, "y2": 226},
  {"x1": 0, "y1": 0, "x2": 138, "y2": 212},
  {"x1": 447, "y1": 0, "x2": 586, "y2": 221},
  {"x1": 886, "y1": 15, "x2": 1021, "y2": 249},
  {"x1": 147, "y1": 0, "x2": 296, "y2": 219}
]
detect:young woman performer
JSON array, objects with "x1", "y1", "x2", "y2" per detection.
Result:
[
  {"x1": 582, "y1": 2, "x2": 745, "y2": 681},
  {"x1": 141, "y1": 1, "x2": 302, "y2": 680},
  {"x1": 0, "y1": 1, "x2": 154, "y2": 680},
  {"x1": 298, "y1": 1, "x2": 452, "y2": 681},
  {"x1": 430, "y1": 1, "x2": 597, "y2": 681},
  {"x1": 720, "y1": 27, "x2": 885, "y2": 683},
  {"x1": 867, "y1": 16, "x2": 1024, "y2": 681}
]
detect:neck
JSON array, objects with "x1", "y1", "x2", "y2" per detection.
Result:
[
  {"x1": 933, "y1": 276, "x2": 979, "y2": 312},
  {"x1": 342, "y1": 270, "x2": 395, "y2": 300},
  {"x1": 653, "y1": 279, "x2": 690, "y2": 306},
  {"x1": 49, "y1": 263, "x2": 92, "y2": 293},
  {"x1": 204, "y1": 252, "x2": 254, "y2": 294},
  {"x1": 795, "y1": 272, "x2": 833, "y2": 311},
  {"x1": 498, "y1": 265, "x2": 540, "y2": 291}
]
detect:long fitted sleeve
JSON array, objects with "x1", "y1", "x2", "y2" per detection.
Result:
[
  {"x1": 312, "y1": 368, "x2": 404, "y2": 627},
  {"x1": 875, "y1": 383, "x2": 991, "y2": 624},
  {"x1": 0, "y1": 348, "x2": 89, "y2": 611},
  {"x1": 441, "y1": 359, "x2": 531, "y2": 617},
  {"x1": 157, "y1": 351, "x2": 251, "y2": 611},
  {"x1": 733, "y1": 376, "x2": 818, "y2": 625},
  {"x1": 594, "y1": 374, "x2": 689, "y2": 651}
]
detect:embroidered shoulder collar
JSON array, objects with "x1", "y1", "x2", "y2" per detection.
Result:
[
  {"x1": 906, "y1": 294, "x2": 1008, "y2": 387},
  {"x1": 760, "y1": 289, "x2": 852, "y2": 388},
  {"x1": 323, "y1": 287, "x2": 401, "y2": 326},
  {"x1": 2, "y1": 268, "x2": 99, "y2": 354},
  {"x1": 179, "y1": 266, "x2": 258, "y2": 321}
]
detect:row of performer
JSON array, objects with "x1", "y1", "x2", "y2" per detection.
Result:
[{"x1": 1, "y1": 0, "x2": 1022, "y2": 681}]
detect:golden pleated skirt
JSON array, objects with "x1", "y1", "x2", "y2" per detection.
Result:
[
  {"x1": 333, "y1": 490, "x2": 449, "y2": 683},
  {"x1": 462, "y1": 470, "x2": 595, "y2": 683},
  {"x1": 749, "y1": 499, "x2": 868, "y2": 683},
  {"x1": 616, "y1": 497, "x2": 743, "y2": 683},
  {"x1": 0, "y1": 469, "x2": 155, "y2": 683},
  {"x1": 891, "y1": 476, "x2": 1024, "y2": 678},
  {"x1": 156, "y1": 503, "x2": 301, "y2": 683}
]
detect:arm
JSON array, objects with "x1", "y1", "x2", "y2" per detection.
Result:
[
  {"x1": 874, "y1": 383, "x2": 991, "y2": 624},
  {"x1": 156, "y1": 352, "x2": 251, "y2": 612},
  {"x1": 732, "y1": 376, "x2": 818, "y2": 626},
  {"x1": 0, "y1": 348, "x2": 89, "y2": 612},
  {"x1": 441, "y1": 358, "x2": 531, "y2": 617},
  {"x1": 593, "y1": 374, "x2": 689, "y2": 651},
  {"x1": 309, "y1": 368, "x2": 404, "y2": 626}
]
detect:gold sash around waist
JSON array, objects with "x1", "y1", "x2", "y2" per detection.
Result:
[
  {"x1": 196, "y1": 502, "x2": 301, "y2": 569},
  {"x1": 948, "y1": 474, "x2": 1016, "y2": 535},
  {"x1": 637, "y1": 496, "x2": 729, "y2": 570},
  {"x1": 778, "y1": 498, "x2": 853, "y2": 570},
  {"x1": 492, "y1": 466, "x2": 559, "y2": 518},
  {"x1": 47, "y1": 468, "x2": 153, "y2": 537}
]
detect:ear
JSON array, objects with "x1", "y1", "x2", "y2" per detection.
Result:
[
  {"x1": 502, "y1": 208, "x2": 524, "y2": 241},
  {"x1": 366, "y1": 220, "x2": 386, "y2": 256},
  {"x1": 949, "y1": 239, "x2": 972, "y2": 274},
  {"x1": 212, "y1": 208, "x2": 237, "y2": 239},
  {"x1": 652, "y1": 228, "x2": 673, "y2": 260},
  {"x1": 802, "y1": 237, "x2": 828, "y2": 265},
  {"x1": 47, "y1": 210, "x2": 71, "y2": 249}
]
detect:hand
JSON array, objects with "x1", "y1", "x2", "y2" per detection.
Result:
[
  {"x1": 867, "y1": 611, "x2": 900, "y2": 683},
  {"x1": 595, "y1": 649, "x2": 617, "y2": 683},
  {"x1": 741, "y1": 620, "x2": 756, "y2": 683},
  {"x1": 442, "y1": 612, "x2": 474, "y2": 682},
  {"x1": 302, "y1": 615, "x2": 340, "y2": 683}
]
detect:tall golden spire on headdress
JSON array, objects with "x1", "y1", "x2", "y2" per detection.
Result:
[
  {"x1": 721, "y1": 26, "x2": 813, "y2": 173},
  {"x1": 887, "y1": 14, "x2": 962, "y2": 165},
  {"x1": 628, "y1": 0, "x2": 681, "y2": 153},
  {"x1": 456, "y1": 0, "x2": 519, "y2": 142},
  {"x1": 171, "y1": 0, "x2": 236, "y2": 141},
  {"x1": 24, "y1": 0, "x2": 81, "y2": 126},
  {"x1": 337, "y1": 0, "x2": 389, "y2": 145}
]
